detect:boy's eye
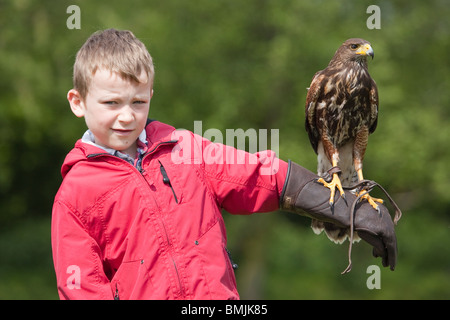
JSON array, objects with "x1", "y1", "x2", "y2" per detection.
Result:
[{"x1": 101, "y1": 100, "x2": 147, "y2": 105}]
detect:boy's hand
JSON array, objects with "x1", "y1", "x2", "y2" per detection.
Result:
[{"x1": 280, "y1": 161, "x2": 398, "y2": 271}]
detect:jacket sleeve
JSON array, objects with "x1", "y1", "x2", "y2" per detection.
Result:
[
  {"x1": 52, "y1": 199, "x2": 114, "y2": 300},
  {"x1": 190, "y1": 132, "x2": 289, "y2": 214}
]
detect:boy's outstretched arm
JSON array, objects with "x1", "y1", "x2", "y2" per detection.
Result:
[{"x1": 280, "y1": 160, "x2": 397, "y2": 271}]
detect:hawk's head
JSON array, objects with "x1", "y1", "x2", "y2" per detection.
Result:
[{"x1": 329, "y1": 38, "x2": 374, "y2": 67}]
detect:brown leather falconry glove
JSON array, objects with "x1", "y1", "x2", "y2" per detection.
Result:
[{"x1": 280, "y1": 160, "x2": 398, "y2": 272}]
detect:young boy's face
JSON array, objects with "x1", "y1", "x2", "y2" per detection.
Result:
[{"x1": 68, "y1": 68, "x2": 153, "y2": 157}]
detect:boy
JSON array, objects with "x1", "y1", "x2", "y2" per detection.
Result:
[{"x1": 52, "y1": 29, "x2": 397, "y2": 300}]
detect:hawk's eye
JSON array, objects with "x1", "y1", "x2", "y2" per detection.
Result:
[{"x1": 350, "y1": 44, "x2": 359, "y2": 50}]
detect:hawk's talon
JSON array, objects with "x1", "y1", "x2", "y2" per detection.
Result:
[
  {"x1": 342, "y1": 194, "x2": 348, "y2": 207},
  {"x1": 317, "y1": 174, "x2": 345, "y2": 208},
  {"x1": 358, "y1": 190, "x2": 383, "y2": 212}
]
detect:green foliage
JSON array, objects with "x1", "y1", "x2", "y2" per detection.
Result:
[{"x1": 0, "y1": 0, "x2": 449, "y2": 299}]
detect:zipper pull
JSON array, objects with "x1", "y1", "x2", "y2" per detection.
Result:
[
  {"x1": 114, "y1": 284, "x2": 120, "y2": 300},
  {"x1": 158, "y1": 161, "x2": 179, "y2": 204},
  {"x1": 226, "y1": 248, "x2": 239, "y2": 270},
  {"x1": 159, "y1": 163, "x2": 170, "y2": 184}
]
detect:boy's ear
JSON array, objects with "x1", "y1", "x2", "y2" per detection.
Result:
[
  {"x1": 67, "y1": 89, "x2": 85, "y2": 118},
  {"x1": 151, "y1": 89, "x2": 154, "y2": 98}
]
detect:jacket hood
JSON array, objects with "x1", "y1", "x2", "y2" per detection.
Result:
[{"x1": 61, "y1": 120, "x2": 176, "y2": 178}]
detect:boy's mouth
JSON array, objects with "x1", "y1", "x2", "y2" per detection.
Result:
[{"x1": 112, "y1": 128, "x2": 134, "y2": 136}]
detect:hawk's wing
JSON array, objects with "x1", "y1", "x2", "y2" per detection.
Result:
[
  {"x1": 305, "y1": 71, "x2": 326, "y2": 155},
  {"x1": 368, "y1": 80, "x2": 379, "y2": 134}
]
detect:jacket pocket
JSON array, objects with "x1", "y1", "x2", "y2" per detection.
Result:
[
  {"x1": 111, "y1": 259, "x2": 149, "y2": 300},
  {"x1": 193, "y1": 220, "x2": 239, "y2": 298}
]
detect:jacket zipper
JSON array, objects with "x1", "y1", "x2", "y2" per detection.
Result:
[
  {"x1": 158, "y1": 160, "x2": 179, "y2": 204},
  {"x1": 161, "y1": 220, "x2": 184, "y2": 297}
]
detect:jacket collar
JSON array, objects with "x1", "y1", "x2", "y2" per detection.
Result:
[
  {"x1": 61, "y1": 120, "x2": 178, "y2": 178},
  {"x1": 81, "y1": 129, "x2": 148, "y2": 162}
]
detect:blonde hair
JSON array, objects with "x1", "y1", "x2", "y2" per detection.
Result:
[{"x1": 73, "y1": 28, "x2": 154, "y2": 99}]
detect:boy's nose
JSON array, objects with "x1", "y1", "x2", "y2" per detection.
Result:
[{"x1": 117, "y1": 105, "x2": 134, "y2": 123}]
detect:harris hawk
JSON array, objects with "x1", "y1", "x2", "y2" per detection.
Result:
[{"x1": 305, "y1": 38, "x2": 382, "y2": 244}]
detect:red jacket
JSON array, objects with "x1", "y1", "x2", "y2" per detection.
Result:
[{"x1": 52, "y1": 120, "x2": 288, "y2": 300}]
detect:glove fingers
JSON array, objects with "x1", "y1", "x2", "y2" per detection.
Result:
[
  {"x1": 355, "y1": 201, "x2": 398, "y2": 271},
  {"x1": 356, "y1": 230, "x2": 388, "y2": 266},
  {"x1": 385, "y1": 232, "x2": 398, "y2": 271}
]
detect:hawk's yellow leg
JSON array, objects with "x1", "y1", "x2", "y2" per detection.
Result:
[
  {"x1": 317, "y1": 159, "x2": 346, "y2": 207},
  {"x1": 356, "y1": 168, "x2": 383, "y2": 211}
]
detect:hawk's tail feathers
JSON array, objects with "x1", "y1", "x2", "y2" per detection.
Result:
[{"x1": 311, "y1": 219, "x2": 361, "y2": 244}]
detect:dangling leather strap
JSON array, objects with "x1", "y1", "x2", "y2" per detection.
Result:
[{"x1": 341, "y1": 179, "x2": 402, "y2": 274}]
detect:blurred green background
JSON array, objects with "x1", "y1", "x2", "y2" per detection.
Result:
[{"x1": 0, "y1": 0, "x2": 449, "y2": 299}]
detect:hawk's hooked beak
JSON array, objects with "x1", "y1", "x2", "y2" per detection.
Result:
[{"x1": 356, "y1": 44, "x2": 374, "y2": 59}]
